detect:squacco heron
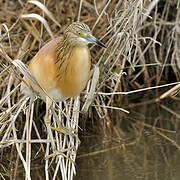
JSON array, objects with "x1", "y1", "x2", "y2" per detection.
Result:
[{"x1": 21, "y1": 22, "x2": 106, "y2": 151}]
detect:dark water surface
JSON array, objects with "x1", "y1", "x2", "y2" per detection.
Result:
[
  {"x1": 75, "y1": 102, "x2": 180, "y2": 180},
  {"x1": 75, "y1": 134, "x2": 180, "y2": 180}
]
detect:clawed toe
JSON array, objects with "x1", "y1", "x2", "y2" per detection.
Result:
[
  {"x1": 45, "y1": 147, "x2": 75, "y2": 165},
  {"x1": 51, "y1": 126, "x2": 80, "y2": 144}
]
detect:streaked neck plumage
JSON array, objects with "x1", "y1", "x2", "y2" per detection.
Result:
[{"x1": 55, "y1": 32, "x2": 90, "y2": 80}]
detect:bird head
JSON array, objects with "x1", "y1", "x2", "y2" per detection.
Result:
[{"x1": 65, "y1": 22, "x2": 106, "y2": 48}]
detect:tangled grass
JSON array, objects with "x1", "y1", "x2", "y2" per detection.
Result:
[{"x1": 0, "y1": 0, "x2": 179, "y2": 179}]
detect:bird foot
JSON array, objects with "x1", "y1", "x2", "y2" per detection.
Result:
[
  {"x1": 45, "y1": 147, "x2": 75, "y2": 165},
  {"x1": 51, "y1": 126, "x2": 80, "y2": 144}
]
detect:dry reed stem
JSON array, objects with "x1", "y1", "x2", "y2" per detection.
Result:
[
  {"x1": 0, "y1": 0, "x2": 179, "y2": 179},
  {"x1": 82, "y1": 65, "x2": 100, "y2": 113}
]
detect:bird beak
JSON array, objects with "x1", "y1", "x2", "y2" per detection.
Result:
[{"x1": 85, "y1": 34, "x2": 106, "y2": 48}]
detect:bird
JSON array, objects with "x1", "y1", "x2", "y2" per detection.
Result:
[{"x1": 21, "y1": 22, "x2": 106, "y2": 153}]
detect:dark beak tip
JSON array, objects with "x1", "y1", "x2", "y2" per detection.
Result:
[
  {"x1": 102, "y1": 44, "x2": 107, "y2": 49},
  {"x1": 96, "y1": 40, "x2": 106, "y2": 48},
  {"x1": 87, "y1": 34, "x2": 106, "y2": 48},
  {"x1": 100, "y1": 44, "x2": 107, "y2": 49}
]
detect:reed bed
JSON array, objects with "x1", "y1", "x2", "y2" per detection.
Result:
[{"x1": 0, "y1": 0, "x2": 179, "y2": 179}]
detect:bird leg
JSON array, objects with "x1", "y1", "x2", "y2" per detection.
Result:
[
  {"x1": 50, "y1": 106, "x2": 80, "y2": 144},
  {"x1": 44, "y1": 96, "x2": 56, "y2": 150},
  {"x1": 44, "y1": 97, "x2": 75, "y2": 162}
]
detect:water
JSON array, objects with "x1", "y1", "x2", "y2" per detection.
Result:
[
  {"x1": 75, "y1": 131, "x2": 180, "y2": 180},
  {"x1": 75, "y1": 101, "x2": 180, "y2": 180}
]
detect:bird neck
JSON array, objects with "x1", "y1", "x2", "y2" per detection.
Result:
[
  {"x1": 56, "y1": 38, "x2": 73, "y2": 62},
  {"x1": 56, "y1": 36, "x2": 86, "y2": 58},
  {"x1": 55, "y1": 37, "x2": 88, "y2": 79}
]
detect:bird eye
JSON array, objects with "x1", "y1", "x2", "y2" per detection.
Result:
[{"x1": 79, "y1": 32, "x2": 87, "y2": 37}]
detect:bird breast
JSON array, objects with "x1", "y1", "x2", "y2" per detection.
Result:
[{"x1": 56, "y1": 46, "x2": 91, "y2": 98}]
